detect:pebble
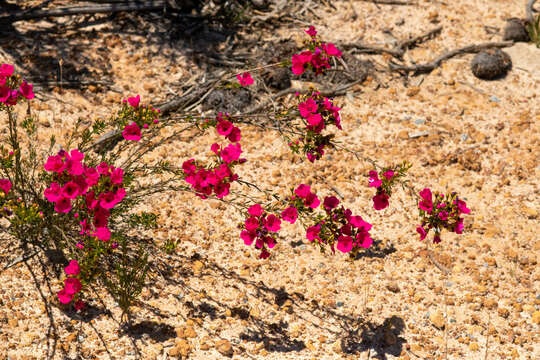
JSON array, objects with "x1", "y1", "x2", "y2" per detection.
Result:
[
  {"x1": 414, "y1": 118, "x2": 426, "y2": 125},
  {"x1": 409, "y1": 131, "x2": 429, "y2": 138},
  {"x1": 469, "y1": 342, "x2": 480, "y2": 351},
  {"x1": 503, "y1": 18, "x2": 530, "y2": 42},
  {"x1": 489, "y1": 95, "x2": 501, "y2": 103},
  {"x1": 532, "y1": 311, "x2": 540, "y2": 324},
  {"x1": 215, "y1": 339, "x2": 233, "y2": 357},
  {"x1": 471, "y1": 49, "x2": 512, "y2": 80},
  {"x1": 430, "y1": 311, "x2": 445, "y2": 329}
]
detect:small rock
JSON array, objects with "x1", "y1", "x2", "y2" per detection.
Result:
[
  {"x1": 386, "y1": 281, "x2": 400, "y2": 293},
  {"x1": 430, "y1": 311, "x2": 445, "y2": 329},
  {"x1": 503, "y1": 18, "x2": 530, "y2": 42},
  {"x1": 414, "y1": 118, "x2": 426, "y2": 125},
  {"x1": 169, "y1": 339, "x2": 191, "y2": 357},
  {"x1": 192, "y1": 260, "x2": 204, "y2": 274},
  {"x1": 469, "y1": 342, "x2": 480, "y2": 351},
  {"x1": 471, "y1": 48, "x2": 512, "y2": 80},
  {"x1": 489, "y1": 95, "x2": 500, "y2": 103},
  {"x1": 183, "y1": 326, "x2": 197, "y2": 338},
  {"x1": 523, "y1": 206, "x2": 538, "y2": 219},
  {"x1": 409, "y1": 131, "x2": 429, "y2": 138},
  {"x1": 406, "y1": 86, "x2": 420, "y2": 97},
  {"x1": 498, "y1": 307, "x2": 510, "y2": 318},
  {"x1": 215, "y1": 339, "x2": 233, "y2": 357},
  {"x1": 532, "y1": 311, "x2": 540, "y2": 324}
]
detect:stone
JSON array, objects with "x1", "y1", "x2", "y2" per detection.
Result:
[
  {"x1": 192, "y1": 260, "x2": 204, "y2": 274},
  {"x1": 503, "y1": 18, "x2": 530, "y2": 42},
  {"x1": 386, "y1": 281, "x2": 400, "y2": 293},
  {"x1": 469, "y1": 342, "x2": 480, "y2": 351},
  {"x1": 532, "y1": 311, "x2": 540, "y2": 324},
  {"x1": 430, "y1": 311, "x2": 445, "y2": 329},
  {"x1": 169, "y1": 340, "x2": 191, "y2": 357},
  {"x1": 498, "y1": 308, "x2": 510, "y2": 318},
  {"x1": 471, "y1": 49, "x2": 512, "y2": 80},
  {"x1": 215, "y1": 339, "x2": 233, "y2": 357},
  {"x1": 183, "y1": 326, "x2": 197, "y2": 338}
]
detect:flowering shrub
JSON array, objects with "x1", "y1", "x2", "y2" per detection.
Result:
[{"x1": 0, "y1": 25, "x2": 471, "y2": 322}]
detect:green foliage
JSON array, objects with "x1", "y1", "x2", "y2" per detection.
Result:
[{"x1": 527, "y1": 14, "x2": 540, "y2": 47}]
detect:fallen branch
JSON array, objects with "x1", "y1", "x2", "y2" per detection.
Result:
[
  {"x1": 0, "y1": 1, "x2": 166, "y2": 24},
  {"x1": 527, "y1": 0, "x2": 538, "y2": 23},
  {"x1": 360, "y1": 0, "x2": 417, "y2": 5},
  {"x1": 389, "y1": 41, "x2": 514, "y2": 75}
]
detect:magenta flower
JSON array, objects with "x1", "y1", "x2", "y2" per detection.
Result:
[
  {"x1": 241, "y1": 230, "x2": 255, "y2": 245},
  {"x1": 323, "y1": 196, "x2": 340, "y2": 211},
  {"x1": 259, "y1": 249, "x2": 270, "y2": 259},
  {"x1": 264, "y1": 214, "x2": 281, "y2": 232},
  {"x1": 95, "y1": 227, "x2": 111, "y2": 241},
  {"x1": 305, "y1": 25, "x2": 317, "y2": 37},
  {"x1": 99, "y1": 192, "x2": 121, "y2": 209},
  {"x1": 454, "y1": 218, "x2": 464, "y2": 234},
  {"x1": 214, "y1": 182, "x2": 230, "y2": 198},
  {"x1": 55, "y1": 197, "x2": 72, "y2": 213},
  {"x1": 93, "y1": 207, "x2": 110, "y2": 228},
  {"x1": 44, "y1": 182, "x2": 62, "y2": 202},
  {"x1": 226, "y1": 126, "x2": 241, "y2": 142},
  {"x1": 245, "y1": 216, "x2": 259, "y2": 232},
  {"x1": 350, "y1": 216, "x2": 372, "y2": 231},
  {"x1": 44, "y1": 155, "x2": 66, "y2": 173},
  {"x1": 217, "y1": 120, "x2": 233, "y2": 136},
  {"x1": 110, "y1": 167, "x2": 124, "y2": 184},
  {"x1": 324, "y1": 43, "x2": 342, "y2": 57},
  {"x1": 236, "y1": 72, "x2": 254, "y2": 86},
  {"x1": 295, "y1": 184, "x2": 311, "y2": 198},
  {"x1": 0, "y1": 86, "x2": 10, "y2": 103},
  {"x1": 416, "y1": 225, "x2": 427, "y2": 240},
  {"x1": 305, "y1": 192, "x2": 320, "y2": 208},
  {"x1": 115, "y1": 188, "x2": 126, "y2": 203},
  {"x1": 0, "y1": 64, "x2": 14, "y2": 77},
  {"x1": 0, "y1": 179, "x2": 11, "y2": 194},
  {"x1": 306, "y1": 223, "x2": 321, "y2": 242},
  {"x1": 298, "y1": 98, "x2": 318, "y2": 118},
  {"x1": 123, "y1": 122, "x2": 141, "y2": 141},
  {"x1": 418, "y1": 188, "x2": 433, "y2": 212},
  {"x1": 57, "y1": 289, "x2": 73, "y2": 304},
  {"x1": 456, "y1": 199, "x2": 470, "y2": 214},
  {"x1": 433, "y1": 235, "x2": 441, "y2": 244},
  {"x1": 61, "y1": 182, "x2": 79, "y2": 199},
  {"x1": 337, "y1": 235, "x2": 353, "y2": 253},
  {"x1": 368, "y1": 170, "x2": 382, "y2": 188},
  {"x1": 248, "y1": 204, "x2": 263, "y2": 217},
  {"x1": 438, "y1": 211, "x2": 448, "y2": 221},
  {"x1": 291, "y1": 51, "x2": 312, "y2": 75},
  {"x1": 373, "y1": 192, "x2": 389, "y2": 210},
  {"x1": 19, "y1": 81, "x2": 34, "y2": 100},
  {"x1": 281, "y1": 206, "x2": 298, "y2": 224},
  {"x1": 383, "y1": 170, "x2": 395, "y2": 180},
  {"x1": 221, "y1": 143, "x2": 242, "y2": 163},
  {"x1": 356, "y1": 232, "x2": 373, "y2": 248},
  {"x1": 64, "y1": 260, "x2": 80, "y2": 276},
  {"x1": 215, "y1": 164, "x2": 232, "y2": 179},
  {"x1": 64, "y1": 278, "x2": 82, "y2": 295},
  {"x1": 127, "y1": 95, "x2": 140, "y2": 107}
]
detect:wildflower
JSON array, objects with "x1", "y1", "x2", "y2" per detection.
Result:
[
  {"x1": 127, "y1": 95, "x2": 140, "y2": 107},
  {"x1": 0, "y1": 179, "x2": 11, "y2": 194},
  {"x1": 236, "y1": 72, "x2": 254, "y2": 86},
  {"x1": 373, "y1": 192, "x2": 389, "y2": 210},
  {"x1": 122, "y1": 122, "x2": 141, "y2": 141},
  {"x1": 64, "y1": 260, "x2": 80, "y2": 276},
  {"x1": 305, "y1": 25, "x2": 317, "y2": 37},
  {"x1": 264, "y1": 214, "x2": 281, "y2": 232},
  {"x1": 281, "y1": 206, "x2": 298, "y2": 224},
  {"x1": 64, "y1": 278, "x2": 82, "y2": 295},
  {"x1": 19, "y1": 81, "x2": 34, "y2": 99}
]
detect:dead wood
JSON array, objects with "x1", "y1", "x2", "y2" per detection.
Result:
[
  {"x1": 389, "y1": 41, "x2": 514, "y2": 75},
  {"x1": 526, "y1": 0, "x2": 538, "y2": 22}
]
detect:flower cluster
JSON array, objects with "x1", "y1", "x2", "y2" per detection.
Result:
[
  {"x1": 291, "y1": 26, "x2": 343, "y2": 76},
  {"x1": 368, "y1": 162, "x2": 411, "y2": 210},
  {"x1": 240, "y1": 204, "x2": 281, "y2": 259},
  {"x1": 416, "y1": 188, "x2": 470, "y2": 243},
  {"x1": 288, "y1": 91, "x2": 342, "y2": 162},
  {"x1": 236, "y1": 72, "x2": 254, "y2": 87},
  {"x1": 120, "y1": 95, "x2": 160, "y2": 142},
  {"x1": 183, "y1": 114, "x2": 244, "y2": 199},
  {"x1": 57, "y1": 259, "x2": 85, "y2": 310},
  {"x1": 44, "y1": 149, "x2": 126, "y2": 243},
  {"x1": 304, "y1": 192, "x2": 373, "y2": 256},
  {"x1": 0, "y1": 64, "x2": 34, "y2": 106}
]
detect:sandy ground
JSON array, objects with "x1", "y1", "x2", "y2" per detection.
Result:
[{"x1": 0, "y1": 0, "x2": 539, "y2": 359}]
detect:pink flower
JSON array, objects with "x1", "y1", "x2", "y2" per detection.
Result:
[
  {"x1": 418, "y1": 188, "x2": 433, "y2": 212},
  {"x1": 65, "y1": 260, "x2": 80, "y2": 276},
  {"x1": 57, "y1": 289, "x2": 73, "y2": 304},
  {"x1": 438, "y1": 211, "x2": 448, "y2": 221},
  {"x1": 97, "y1": 162, "x2": 110, "y2": 176},
  {"x1": 324, "y1": 43, "x2": 342, "y2": 57},
  {"x1": 236, "y1": 72, "x2": 254, "y2": 86},
  {"x1": 99, "y1": 192, "x2": 120, "y2": 209},
  {"x1": 306, "y1": 113, "x2": 323, "y2": 130},
  {"x1": 44, "y1": 182, "x2": 62, "y2": 202},
  {"x1": 215, "y1": 164, "x2": 231, "y2": 179},
  {"x1": 241, "y1": 230, "x2": 255, "y2": 245},
  {"x1": 433, "y1": 235, "x2": 441, "y2": 244},
  {"x1": 298, "y1": 98, "x2": 318, "y2": 118},
  {"x1": 115, "y1": 188, "x2": 126, "y2": 203},
  {"x1": 456, "y1": 199, "x2": 470, "y2": 214},
  {"x1": 383, "y1": 170, "x2": 395, "y2": 180},
  {"x1": 373, "y1": 192, "x2": 389, "y2": 210},
  {"x1": 306, "y1": 223, "x2": 321, "y2": 242},
  {"x1": 0, "y1": 179, "x2": 11, "y2": 194},
  {"x1": 0, "y1": 64, "x2": 14, "y2": 77},
  {"x1": 55, "y1": 197, "x2": 72, "y2": 213},
  {"x1": 226, "y1": 126, "x2": 241, "y2": 142},
  {"x1": 19, "y1": 81, "x2": 34, "y2": 100},
  {"x1": 291, "y1": 51, "x2": 312, "y2": 75},
  {"x1": 74, "y1": 300, "x2": 85, "y2": 311},
  {"x1": 454, "y1": 218, "x2": 464, "y2": 234},
  {"x1": 65, "y1": 158, "x2": 83, "y2": 176},
  {"x1": 93, "y1": 207, "x2": 110, "y2": 228},
  {"x1": 264, "y1": 214, "x2": 281, "y2": 232},
  {"x1": 368, "y1": 170, "x2": 382, "y2": 188},
  {"x1": 337, "y1": 235, "x2": 353, "y2": 253},
  {"x1": 259, "y1": 249, "x2": 270, "y2": 259},
  {"x1": 305, "y1": 192, "x2": 320, "y2": 208},
  {"x1": 110, "y1": 167, "x2": 124, "y2": 184},
  {"x1": 323, "y1": 196, "x2": 340, "y2": 211},
  {"x1": 0, "y1": 86, "x2": 10, "y2": 102},
  {"x1": 123, "y1": 122, "x2": 141, "y2": 141},
  {"x1": 182, "y1": 159, "x2": 197, "y2": 175},
  {"x1": 245, "y1": 216, "x2": 259, "y2": 232},
  {"x1": 127, "y1": 95, "x2": 140, "y2": 107},
  {"x1": 281, "y1": 206, "x2": 298, "y2": 224},
  {"x1": 305, "y1": 25, "x2": 317, "y2": 37},
  {"x1": 221, "y1": 143, "x2": 242, "y2": 163},
  {"x1": 248, "y1": 204, "x2": 263, "y2": 217},
  {"x1": 350, "y1": 216, "x2": 372, "y2": 231},
  {"x1": 214, "y1": 182, "x2": 230, "y2": 198},
  {"x1": 356, "y1": 232, "x2": 373, "y2": 248},
  {"x1": 216, "y1": 120, "x2": 233, "y2": 136},
  {"x1": 44, "y1": 155, "x2": 65, "y2": 173},
  {"x1": 416, "y1": 225, "x2": 427, "y2": 240},
  {"x1": 294, "y1": 184, "x2": 311, "y2": 198},
  {"x1": 61, "y1": 182, "x2": 79, "y2": 199},
  {"x1": 64, "y1": 278, "x2": 82, "y2": 295},
  {"x1": 95, "y1": 227, "x2": 111, "y2": 241}
]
